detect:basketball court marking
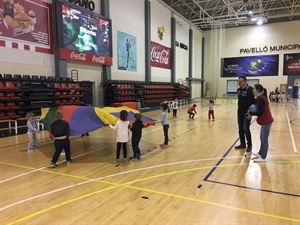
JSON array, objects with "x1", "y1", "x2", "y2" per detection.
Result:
[
  {"x1": 0, "y1": 144, "x2": 114, "y2": 184},
  {"x1": 0, "y1": 116, "x2": 192, "y2": 185},
  {"x1": 1, "y1": 156, "x2": 300, "y2": 212},
  {"x1": 286, "y1": 110, "x2": 298, "y2": 153},
  {"x1": 5, "y1": 160, "x2": 300, "y2": 225}
]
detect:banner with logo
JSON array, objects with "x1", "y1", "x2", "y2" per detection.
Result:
[
  {"x1": 117, "y1": 31, "x2": 137, "y2": 71},
  {"x1": 151, "y1": 41, "x2": 171, "y2": 69},
  {"x1": 0, "y1": 0, "x2": 53, "y2": 54},
  {"x1": 59, "y1": 48, "x2": 112, "y2": 66},
  {"x1": 283, "y1": 53, "x2": 300, "y2": 75},
  {"x1": 221, "y1": 55, "x2": 279, "y2": 77}
]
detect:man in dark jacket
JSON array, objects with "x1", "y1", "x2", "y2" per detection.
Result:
[
  {"x1": 235, "y1": 76, "x2": 255, "y2": 152},
  {"x1": 130, "y1": 113, "x2": 144, "y2": 160}
]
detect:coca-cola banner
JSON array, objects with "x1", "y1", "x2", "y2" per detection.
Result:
[
  {"x1": 59, "y1": 48, "x2": 112, "y2": 66},
  {"x1": 0, "y1": 0, "x2": 53, "y2": 54},
  {"x1": 151, "y1": 41, "x2": 171, "y2": 69}
]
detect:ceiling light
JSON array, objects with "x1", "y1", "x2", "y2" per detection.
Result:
[
  {"x1": 249, "y1": 15, "x2": 268, "y2": 25},
  {"x1": 246, "y1": 6, "x2": 253, "y2": 15},
  {"x1": 257, "y1": 20, "x2": 263, "y2": 25}
]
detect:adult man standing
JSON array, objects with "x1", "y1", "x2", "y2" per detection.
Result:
[{"x1": 235, "y1": 76, "x2": 255, "y2": 152}]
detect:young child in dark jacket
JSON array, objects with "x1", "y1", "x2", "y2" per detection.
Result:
[{"x1": 130, "y1": 113, "x2": 144, "y2": 160}]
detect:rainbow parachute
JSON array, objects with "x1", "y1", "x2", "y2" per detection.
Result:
[{"x1": 40, "y1": 106, "x2": 155, "y2": 136}]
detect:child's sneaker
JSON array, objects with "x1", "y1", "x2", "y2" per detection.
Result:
[
  {"x1": 50, "y1": 163, "x2": 58, "y2": 168},
  {"x1": 161, "y1": 145, "x2": 169, "y2": 149},
  {"x1": 130, "y1": 156, "x2": 137, "y2": 161},
  {"x1": 115, "y1": 159, "x2": 120, "y2": 165},
  {"x1": 66, "y1": 159, "x2": 74, "y2": 165},
  {"x1": 27, "y1": 149, "x2": 33, "y2": 153},
  {"x1": 124, "y1": 158, "x2": 128, "y2": 163}
]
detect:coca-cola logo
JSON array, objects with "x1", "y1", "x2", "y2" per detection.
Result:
[
  {"x1": 70, "y1": 51, "x2": 86, "y2": 61},
  {"x1": 92, "y1": 55, "x2": 105, "y2": 64},
  {"x1": 151, "y1": 47, "x2": 170, "y2": 65}
]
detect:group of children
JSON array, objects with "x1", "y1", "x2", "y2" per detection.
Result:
[
  {"x1": 25, "y1": 99, "x2": 215, "y2": 167},
  {"x1": 25, "y1": 110, "x2": 73, "y2": 168}
]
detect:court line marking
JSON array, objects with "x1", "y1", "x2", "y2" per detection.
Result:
[
  {"x1": 5, "y1": 160, "x2": 300, "y2": 225},
  {"x1": 286, "y1": 110, "x2": 298, "y2": 153},
  {"x1": 1, "y1": 156, "x2": 300, "y2": 211},
  {"x1": 2, "y1": 104, "x2": 299, "y2": 223},
  {"x1": 0, "y1": 112, "x2": 197, "y2": 185},
  {"x1": 0, "y1": 144, "x2": 114, "y2": 184}
]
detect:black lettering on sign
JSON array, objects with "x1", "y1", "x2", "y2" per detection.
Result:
[{"x1": 68, "y1": 0, "x2": 95, "y2": 11}]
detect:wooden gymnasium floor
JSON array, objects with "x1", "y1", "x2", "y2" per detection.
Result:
[{"x1": 1, "y1": 98, "x2": 300, "y2": 225}]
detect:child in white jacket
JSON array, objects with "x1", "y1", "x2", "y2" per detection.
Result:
[{"x1": 109, "y1": 110, "x2": 129, "y2": 165}]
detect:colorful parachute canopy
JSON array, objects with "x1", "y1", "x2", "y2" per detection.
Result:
[
  {"x1": 40, "y1": 106, "x2": 155, "y2": 136},
  {"x1": 103, "y1": 106, "x2": 155, "y2": 127}
]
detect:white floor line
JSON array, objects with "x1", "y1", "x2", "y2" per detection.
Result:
[
  {"x1": 1, "y1": 154, "x2": 299, "y2": 212},
  {"x1": 285, "y1": 110, "x2": 298, "y2": 153},
  {"x1": 0, "y1": 144, "x2": 113, "y2": 184}
]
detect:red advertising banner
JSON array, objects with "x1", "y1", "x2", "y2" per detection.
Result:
[
  {"x1": 151, "y1": 41, "x2": 171, "y2": 69},
  {"x1": 0, "y1": 0, "x2": 53, "y2": 54},
  {"x1": 59, "y1": 48, "x2": 113, "y2": 66}
]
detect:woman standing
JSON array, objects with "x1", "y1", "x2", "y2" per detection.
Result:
[{"x1": 247, "y1": 84, "x2": 274, "y2": 162}]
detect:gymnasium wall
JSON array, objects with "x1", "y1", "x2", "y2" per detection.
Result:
[
  {"x1": 0, "y1": 0, "x2": 204, "y2": 103},
  {"x1": 203, "y1": 21, "x2": 300, "y2": 97}
]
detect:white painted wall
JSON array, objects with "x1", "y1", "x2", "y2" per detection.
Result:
[
  {"x1": 150, "y1": 0, "x2": 171, "y2": 81},
  {"x1": 0, "y1": 0, "x2": 204, "y2": 102},
  {"x1": 203, "y1": 21, "x2": 300, "y2": 97},
  {"x1": 110, "y1": 0, "x2": 145, "y2": 81}
]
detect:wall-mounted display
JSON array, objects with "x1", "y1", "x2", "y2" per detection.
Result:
[
  {"x1": 117, "y1": 31, "x2": 137, "y2": 71},
  {"x1": 283, "y1": 53, "x2": 300, "y2": 75},
  {"x1": 55, "y1": 0, "x2": 112, "y2": 65},
  {"x1": 0, "y1": 0, "x2": 53, "y2": 54},
  {"x1": 221, "y1": 55, "x2": 279, "y2": 77}
]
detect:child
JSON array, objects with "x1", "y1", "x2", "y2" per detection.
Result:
[
  {"x1": 109, "y1": 110, "x2": 130, "y2": 165},
  {"x1": 156, "y1": 103, "x2": 170, "y2": 149},
  {"x1": 26, "y1": 112, "x2": 39, "y2": 152},
  {"x1": 172, "y1": 98, "x2": 178, "y2": 118},
  {"x1": 208, "y1": 100, "x2": 215, "y2": 121},
  {"x1": 50, "y1": 110, "x2": 73, "y2": 168},
  {"x1": 187, "y1": 104, "x2": 197, "y2": 120},
  {"x1": 130, "y1": 113, "x2": 144, "y2": 160}
]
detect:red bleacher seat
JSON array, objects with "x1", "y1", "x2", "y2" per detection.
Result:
[
  {"x1": 6, "y1": 111, "x2": 20, "y2": 119},
  {"x1": 74, "y1": 83, "x2": 82, "y2": 89},
  {"x1": 60, "y1": 83, "x2": 68, "y2": 89},
  {"x1": 54, "y1": 83, "x2": 61, "y2": 88},
  {"x1": 68, "y1": 83, "x2": 75, "y2": 89},
  {"x1": 0, "y1": 112, "x2": 10, "y2": 120},
  {"x1": 5, "y1": 82, "x2": 17, "y2": 89},
  {"x1": 0, "y1": 82, "x2": 6, "y2": 89}
]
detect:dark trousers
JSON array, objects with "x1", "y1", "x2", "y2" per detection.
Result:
[
  {"x1": 173, "y1": 109, "x2": 177, "y2": 118},
  {"x1": 208, "y1": 110, "x2": 215, "y2": 119},
  {"x1": 188, "y1": 112, "x2": 195, "y2": 119},
  {"x1": 52, "y1": 139, "x2": 71, "y2": 163},
  {"x1": 132, "y1": 137, "x2": 141, "y2": 158},
  {"x1": 116, "y1": 142, "x2": 127, "y2": 159},
  {"x1": 237, "y1": 112, "x2": 252, "y2": 147},
  {"x1": 163, "y1": 124, "x2": 169, "y2": 145}
]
